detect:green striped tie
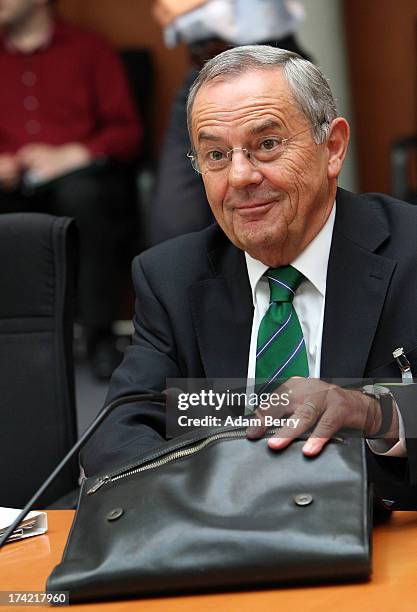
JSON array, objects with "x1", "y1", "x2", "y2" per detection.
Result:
[{"x1": 255, "y1": 266, "x2": 309, "y2": 393}]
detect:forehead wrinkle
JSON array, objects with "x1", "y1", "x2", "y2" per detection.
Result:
[
  {"x1": 194, "y1": 80, "x2": 294, "y2": 113},
  {"x1": 192, "y1": 84, "x2": 306, "y2": 145},
  {"x1": 192, "y1": 66, "x2": 299, "y2": 119},
  {"x1": 193, "y1": 96, "x2": 298, "y2": 132},
  {"x1": 195, "y1": 95, "x2": 289, "y2": 117}
]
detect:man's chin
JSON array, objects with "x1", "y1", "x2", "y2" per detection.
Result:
[
  {"x1": 218, "y1": 215, "x2": 288, "y2": 263},
  {"x1": 234, "y1": 234, "x2": 286, "y2": 266}
]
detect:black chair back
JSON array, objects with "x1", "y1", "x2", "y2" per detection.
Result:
[{"x1": 0, "y1": 213, "x2": 78, "y2": 507}]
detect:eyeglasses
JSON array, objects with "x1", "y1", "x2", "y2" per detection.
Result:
[{"x1": 187, "y1": 126, "x2": 319, "y2": 175}]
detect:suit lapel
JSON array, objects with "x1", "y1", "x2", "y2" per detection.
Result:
[
  {"x1": 321, "y1": 189, "x2": 397, "y2": 378},
  {"x1": 189, "y1": 230, "x2": 253, "y2": 378}
]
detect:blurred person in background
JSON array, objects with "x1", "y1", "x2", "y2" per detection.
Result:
[
  {"x1": 149, "y1": 0, "x2": 310, "y2": 247},
  {"x1": 0, "y1": 0, "x2": 141, "y2": 378}
]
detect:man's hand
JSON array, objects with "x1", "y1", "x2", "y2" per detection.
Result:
[
  {"x1": 17, "y1": 143, "x2": 91, "y2": 182},
  {"x1": 152, "y1": 0, "x2": 209, "y2": 27},
  {"x1": 247, "y1": 377, "x2": 399, "y2": 456},
  {"x1": 0, "y1": 153, "x2": 20, "y2": 191}
]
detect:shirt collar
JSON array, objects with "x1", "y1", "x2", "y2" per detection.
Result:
[{"x1": 245, "y1": 201, "x2": 336, "y2": 303}]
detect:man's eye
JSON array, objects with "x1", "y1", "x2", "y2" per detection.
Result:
[
  {"x1": 208, "y1": 150, "x2": 226, "y2": 161},
  {"x1": 259, "y1": 138, "x2": 281, "y2": 151}
]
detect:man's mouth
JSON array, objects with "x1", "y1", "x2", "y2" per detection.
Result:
[{"x1": 233, "y1": 200, "x2": 276, "y2": 217}]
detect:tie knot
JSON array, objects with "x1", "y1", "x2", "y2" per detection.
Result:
[{"x1": 266, "y1": 266, "x2": 303, "y2": 303}]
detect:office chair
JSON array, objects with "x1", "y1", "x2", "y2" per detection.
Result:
[{"x1": 0, "y1": 213, "x2": 79, "y2": 508}]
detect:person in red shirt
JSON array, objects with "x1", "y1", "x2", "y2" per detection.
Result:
[{"x1": 0, "y1": 0, "x2": 141, "y2": 378}]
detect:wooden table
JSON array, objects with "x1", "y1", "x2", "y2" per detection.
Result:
[{"x1": 1, "y1": 511, "x2": 417, "y2": 611}]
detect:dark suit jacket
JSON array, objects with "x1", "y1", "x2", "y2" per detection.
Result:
[{"x1": 82, "y1": 188, "x2": 417, "y2": 509}]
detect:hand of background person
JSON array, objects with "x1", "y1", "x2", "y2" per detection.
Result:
[
  {"x1": 152, "y1": 0, "x2": 209, "y2": 27},
  {"x1": 17, "y1": 143, "x2": 91, "y2": 182},
  {"x1": 246, "y1": 377, "x2": 399, "y2": 456},
  {"x1": 0, "y1": 153, "x2": 20, "y2": 191}
]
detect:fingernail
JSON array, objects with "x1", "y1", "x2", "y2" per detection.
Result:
[
  {"x1": 303, "y1": 440, "x2": 320, "y2": 454},
  {"x1": 268, "y1": 437, "x2": 285, "y2": 448}
]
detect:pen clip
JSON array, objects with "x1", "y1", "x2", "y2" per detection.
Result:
[{"x1": 393, "y1": 347, "x2": 414, "y2": 383}]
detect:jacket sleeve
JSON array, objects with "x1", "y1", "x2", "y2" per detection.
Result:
[{"x1": 365, "y1": 383, "x2": 417, "y2": 509}]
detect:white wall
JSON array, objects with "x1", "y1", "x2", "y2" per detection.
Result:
[{"x1": 298, "y1": 0, "x2": 357, "y2": 191}]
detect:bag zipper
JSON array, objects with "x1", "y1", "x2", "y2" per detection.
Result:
[
  {"x1": 86, "y1": 430, "x2": 345, "y2": 496},
  {"x1": 87, "y1": 429, "x2": 267, "y2": 495}
]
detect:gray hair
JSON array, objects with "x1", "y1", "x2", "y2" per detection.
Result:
[{"x1": 186, "y1": 45, "x2": 338, "y2": 147}]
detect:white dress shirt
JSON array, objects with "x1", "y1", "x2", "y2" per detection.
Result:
[{"x1": 244, "y1": 202, "x2": 406, "y2": 457}]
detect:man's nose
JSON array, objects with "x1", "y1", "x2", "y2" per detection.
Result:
[{"x1": 227, "y1": 151, "x2": 263, "y2": 189}]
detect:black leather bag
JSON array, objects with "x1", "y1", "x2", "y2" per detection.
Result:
[{"x1": 47, "y1": 427, "x2": 371, "y2": 603}]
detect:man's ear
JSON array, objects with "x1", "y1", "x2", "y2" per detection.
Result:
[{"x1": 326, "y1": 117, "x2": 350, "y2": 180}]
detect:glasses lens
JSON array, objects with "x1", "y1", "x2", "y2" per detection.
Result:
[
  {"x1": 188, "y1": 152, "x2": 202, "y2": 174},
  {"x1": 194, "y1": 148, "x2": 228, "y2": 174}
]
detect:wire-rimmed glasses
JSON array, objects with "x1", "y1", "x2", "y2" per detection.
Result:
[{"x1": 187, "y1": 126, "x2": 318, "y2": 175}]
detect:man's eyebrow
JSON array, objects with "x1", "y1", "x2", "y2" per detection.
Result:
[
  {"x1": 249, "y1": 119, "x2": 283, "y2": 135},
  {"x1": 197, "y1": 131, "x2": 222, "y2": 143},
  {"x1": 197, "y1": 120, "x2": 283, "y2": 143}
]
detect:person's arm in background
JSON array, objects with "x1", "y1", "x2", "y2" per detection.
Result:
[
  {"x1": 81, "y1": 39, "x2": 141, "y2": 161},
  {"x1": 153, "y1": 0, "x2": 210, "y2": 27}
]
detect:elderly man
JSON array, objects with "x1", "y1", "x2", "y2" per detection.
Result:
[{"x1": 82, "y1": 46, "x2": 417, "y2": 509}]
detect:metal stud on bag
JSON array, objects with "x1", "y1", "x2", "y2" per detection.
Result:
[
  {"x1": 293, "y1": 494, "x2": 314, "y2": 506},
  {"x1": 106, "y1": 508, "x2": 124, "y2": 521}
]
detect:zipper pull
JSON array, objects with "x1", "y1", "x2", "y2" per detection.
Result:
[{"x1": 86, "y1": 475, "x2": 111, "y2": 495}]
